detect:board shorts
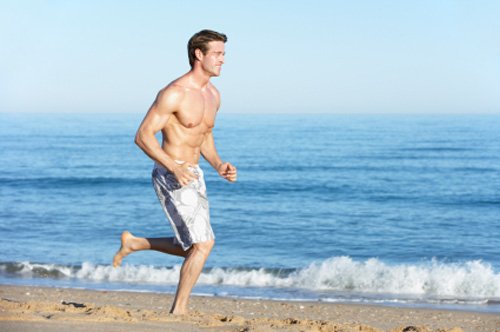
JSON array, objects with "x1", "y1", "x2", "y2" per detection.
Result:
[{"x1": 152, "y1": 162, "x2": 214, "y2": 251}]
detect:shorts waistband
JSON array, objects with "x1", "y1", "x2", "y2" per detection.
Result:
[
  {"x1": 174, "y1": 160, "x2": 200, "y2": 167},
  {"x1": 154, "y1": 161, "x2": 201, "y2": 171}
]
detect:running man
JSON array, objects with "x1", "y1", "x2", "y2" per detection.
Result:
[{"x1": 113, "y1": 29, "x2": 237, "y2": 315}]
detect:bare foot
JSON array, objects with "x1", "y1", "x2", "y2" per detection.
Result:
[{"x1": 112, "y1": 231, "x2": 134, "y2": 267}]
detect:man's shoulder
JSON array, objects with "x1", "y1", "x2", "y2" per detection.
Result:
[
  {"x1": 150, "y1": 84, "x2": 187, "y2": 116},
  {"x1": 157, "y1": 82, "x2": 188, "y2": 104},
  {"x1": 164, "y1": 78, "x2": 189, "y2": 94}
]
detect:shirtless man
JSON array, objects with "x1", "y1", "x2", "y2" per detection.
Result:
[{"x1": 113, "y1": 30, "x2": 236, "y2": 315}]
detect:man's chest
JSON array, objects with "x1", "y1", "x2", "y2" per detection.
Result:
[{"x1": 176, "y1": 91, "x2": 217, "y2": 128}]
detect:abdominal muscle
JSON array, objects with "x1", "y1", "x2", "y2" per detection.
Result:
[
  {"x1": 160, "y1": 124, "x2": 207, "y2": 165},
  {"x1": 162, "y1": 143, "x2": 201, "y2": 165}
]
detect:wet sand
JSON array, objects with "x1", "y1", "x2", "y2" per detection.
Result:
[{"x1": 0, "y1": 285, "x2": 498, "y2": 331}]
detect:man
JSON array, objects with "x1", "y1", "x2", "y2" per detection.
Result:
[{"x1": 112, "y1": 29, "x2": 237, "y2": 315}]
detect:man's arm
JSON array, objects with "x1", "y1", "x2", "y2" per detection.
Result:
[
  {"x1": 135, "y1": 87, "x2": 196, "y2": 186},
  {"x1": 201, "y1": 131, "x2": 237, "y2": 182}
]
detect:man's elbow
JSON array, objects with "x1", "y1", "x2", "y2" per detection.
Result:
[{"x1": 134, "y1": 131, "x2": 145, "y2": 149}]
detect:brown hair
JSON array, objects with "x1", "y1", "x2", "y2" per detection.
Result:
[{"x1": 188, "y1": 29, "x2": 227, "y2": 67}]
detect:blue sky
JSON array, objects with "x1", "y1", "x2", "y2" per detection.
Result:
[{"x1": 1, "y1": 0, "x2": 499, "y2": 114}]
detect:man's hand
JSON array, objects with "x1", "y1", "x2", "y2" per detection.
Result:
[
  {"x1": 173, "y1": 163, "x2": 198, "y2": 186},
  {"x1": 217, "y1": 162, "x2": 237, "y2": 182}
]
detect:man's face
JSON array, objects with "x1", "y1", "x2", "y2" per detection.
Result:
[{"x1": 199, "y1": 41, "x2": 225, "y2": 77}]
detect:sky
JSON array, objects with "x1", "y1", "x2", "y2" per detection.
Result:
[{"x1": 1, "y1": 0, "x2": 499, "y2": 114}]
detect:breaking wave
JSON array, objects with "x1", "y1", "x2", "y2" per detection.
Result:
[{"x1": 2, "y1": 256, "x2": 499, "y2": 303}]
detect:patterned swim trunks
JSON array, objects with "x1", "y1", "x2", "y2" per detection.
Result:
[{"x1": 152, "y1": 162, "x2": 214, "y2": 251}]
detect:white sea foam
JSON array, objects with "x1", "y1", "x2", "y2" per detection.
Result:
[
  {"x1": 288, "y1": 257, "x2": 500, "y2": 298},
  {"x1": 4, "y1": 257, "x2": 500, "y2": 301}
]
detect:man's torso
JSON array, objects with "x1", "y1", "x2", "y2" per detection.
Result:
[{"x1": 160, "y1": 80, "x2": 219, "y2": 164}]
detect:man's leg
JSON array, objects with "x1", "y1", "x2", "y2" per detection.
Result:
[
  {"x1": 170, "y1": 239, "x2": 214, "y2": 315},
  {"x1": 113, "y1": 231, "x2": 187, "y2": 267}
]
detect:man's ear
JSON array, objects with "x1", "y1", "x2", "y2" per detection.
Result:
[{"x1": 195, "y1": 48, "x2": 203, "y2": 62}]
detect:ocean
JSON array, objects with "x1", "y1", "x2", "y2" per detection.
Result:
[{"x1": 0, "y1": 112, "x2": 499, "y2": 313}]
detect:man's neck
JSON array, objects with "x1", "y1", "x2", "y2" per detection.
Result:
[{"x1": 188, "y1": 67, "x2": 212, "y2": 90}]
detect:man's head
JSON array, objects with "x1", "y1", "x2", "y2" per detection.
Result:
[{"x1": 188, "y1": 29, "x2": 227, "y2": 68}]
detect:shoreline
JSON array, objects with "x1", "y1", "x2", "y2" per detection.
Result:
[
  {"x1": 1, "y1": 285, "x2": 498, "y2": 331},
  {"x1": 2, "y1": 277, "x2": 497, "y2": 314}
]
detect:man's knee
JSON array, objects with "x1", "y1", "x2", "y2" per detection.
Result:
[{"x1": 192, "y1": 240, "x2": 214, "y2": 256}]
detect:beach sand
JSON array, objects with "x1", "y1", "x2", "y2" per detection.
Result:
[{"x1": 0, "y1": 285, "x2": 498, "y2": 331}]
